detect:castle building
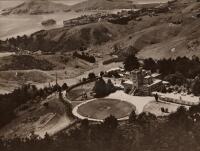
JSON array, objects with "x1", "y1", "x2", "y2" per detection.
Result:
[{"x1": 123, "y1": 68, "x2": 163, "y2": 96}]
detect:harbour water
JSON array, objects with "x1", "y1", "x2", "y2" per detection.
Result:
[
  {"x1": 0, "y1": 0, "x2": 93, "y2": 40},
  {"x1": 0, "y1": 0, "x2": 170, "y2": 40}
]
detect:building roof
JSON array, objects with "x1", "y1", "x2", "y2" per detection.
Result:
[
  {"x1": 124, "y1": 72, "x2": 130, "y2": 75},
  {"x1": 162, "y1": 81, "x2": 169, "y2": 84},
  {"x1": 147, "y1": 79, "x2": 162, "y2": 87},
  {"x1": 144, "y1": 75, "x2": 151, "y2": 79},
  {"x1": 123, "y1": 80, "x2": 133, "y2": 85},
  {"x1": 107, "y1": 67, "x2": 124, "y2": 73},
  {"x1": 151, "y1": 73, "x2": 161, "y2": 78}
]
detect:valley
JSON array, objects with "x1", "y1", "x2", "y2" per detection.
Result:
[{"x1": 1, "y1": 0, "x2": 200, "y2": 149}]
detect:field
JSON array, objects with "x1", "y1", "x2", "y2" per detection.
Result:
[
  {"x1": 0, "y1": 53, "x2": 95, "y2": 94},
  {"x1": 77, "y1": 98, "x2": 136, "y2": 120},
  {"x1": 143, "y1": 101, "x2": 183, "y2": 116}
]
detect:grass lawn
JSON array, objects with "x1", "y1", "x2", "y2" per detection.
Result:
[{"x1": 77, "y1": 98, "x2": 136, "y2": 120}]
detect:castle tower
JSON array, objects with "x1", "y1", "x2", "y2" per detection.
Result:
[{"x1": 131, "y1": 69, "x2": 143, "y2": 89}]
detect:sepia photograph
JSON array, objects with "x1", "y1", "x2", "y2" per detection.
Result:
[{"x1": 0, "y1": 0, "x2": 200, "y2": 150}]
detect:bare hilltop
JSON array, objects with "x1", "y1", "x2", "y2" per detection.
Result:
[
  {"x1": 2, "y1": 0, "x2": 200, "y2": 59},
  {"x1": 1, "y1": 0, "x2": 164, "y2": 15},
  {"x1": 71, "y1": 0, "x2": 135, "y2": 11},
  {"x1": 1, "y1": 0, "x2": 70, "y2": 15}
]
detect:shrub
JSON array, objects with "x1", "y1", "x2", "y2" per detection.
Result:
[
  {"x1": 73, "y1": 51, "x2": 96, "y2": 63},
  {"x1": 102, "y1": 115, "x2": 118, "y2": 129},
  {"x1": 88, "y1": 72, "x2": 96, "y2": 79},
  {"x1": 93, "y1": 78, "x2": 108, "y2": 97},
  {"x1": 62, "y1": 83, "x2": 68, "y2": 90},
  {"x1": 129, "y1": 110, "x2": 137, "y2": 123},
  {"x1": 123, "y1": 55, "x2": 140, "y2": 71}
]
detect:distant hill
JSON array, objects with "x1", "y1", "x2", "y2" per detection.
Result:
[
  {"x1": 5, "y1": 22, "x2": 122, "y2": 52},
  {"x1": 69, "y1": 0, "x2": 170, "y2": 11},
  {"x1": 1, "y1": 0, "x2": 70, "y2": 15},
  {"x1": 4, "y1": 0, "x2": 200, "y2": 59},
  {"x1": 70, "y1": 0, "x2": 135, "y2": 11}
]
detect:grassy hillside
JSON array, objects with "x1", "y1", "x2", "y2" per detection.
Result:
[
  {"x1": 0, "y1": 55, "x2": 55, "y2": 71},
  {"x1": 2, "y1": 0, "x2": 70, "y2": 15},
  {"x1": 4, "y1": 0, "x2": 200, "y2": 59},
  {"x1": 8, "y1": 22, "x2": 124, "y2": 52},
  {"x1": 1, "y1": 104, "x2": 200, "y2": 151},
  {"x1": 71, "y1": 0, "x2": 135, "y2": 11}
]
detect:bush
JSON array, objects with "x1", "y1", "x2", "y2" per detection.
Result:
[
  {"x1": 93, "y1": 78, "x2": 116, "y2": 97},
  {"x1": 164, "y1": 72, "x2": 186, "y2": 86},
  {"x1": 80, "y1": 119, "x2": 89, "y2": 130},
  {"x1": 43, "y1": 102, "x2": 49, "y2": 108},
  {"x1": 93, "y1": 78, "x2": 108, "y2": 97},
  {"x1": 88, "y1": 72, "x2": 96, "y2": 79},
  {"x1": 102, "y1": 115, "x2": 118, "y2": 129},
  {"x1": 73, "y1": 51, "x2": 96, "y2": 63},
  {"x1": 137, "y1": 112, "x2": 156, "y2": 125},
  {"x1": 123, "y1": 55, "x2": 140, "y2": 71},
  {"x1": 192, "y1": 76, "x2": 200, "y2": 96},
  {"x1": 62, "y1": 83, "x2": 68, "y2": 90},
  {"x1": 129, "y1": 110, "x2": 137, "y2": 123},
  {"x1": 169, "y1": 106, "x2": 189, "y2": 125}
]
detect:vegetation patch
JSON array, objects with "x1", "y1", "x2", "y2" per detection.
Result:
[{"x1": 0, "y1": 55, "x2": 55, "y2": 71}]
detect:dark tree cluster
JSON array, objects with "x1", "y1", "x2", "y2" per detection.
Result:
[
  {"x1": 191, "y1": 76, "x2": 200, "y2": 96},
  {"x1": 142, "y1": 57, "x2": 200, "y2": 94},
  {"x1": 108, "y1": 16, "x2": 133, "y2": 25},
  {"x1": 88, "y1": 72, "x2": 96, "y2": 79},
  {"x1": 0, "y1": 55, "x2": 55, "y2": 71},
  {"x1": 93, "y1": 78, "x2": 116, "y2": 97},
  {"x1": 123, "y1": 55, "x2": 140, "y2": 71},
  {"x1": 0, "y1": 40, "x2": 11, "y2": 51},
  {"x1": 2, "y1": 105, "x2": 200, "y2": 151},
  {"x1": 143, "y1": 56, "x2": 200, "y2": 79},
  {"x1": 0, "y1": 83, "x2": 63, "y2": 128},
  {"x1": 7, "y1": 35, "x2": 30, "y2": 49},
  {"x1": 164, "y1": 72, "x2": 186, "y2": 86},
  {"x1": 73, "y1": 51, "x2": 96, "y2": 63},
  {"x1": 143, "y1": 58, "x2": 157, "y2": 72},
  {"x1": 6, "y1": 33, "x2": 57, "y2": 52}
]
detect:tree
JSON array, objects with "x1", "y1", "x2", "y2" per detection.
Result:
[
  {"x1": 62, "y1": 83, "x2": 68, "y2": 90},
  {"x1": 157, "y1": 58, "x2": 174, "y2": 75},
  {"x1": 93, "y1": 78, "x2": 108, "y2": 97},
  {"x1": 175, "y1": 57, "x2": 190, "y2": 77},
  {"x1": 80, "y1": 119, "x2": 89, "y2": 130},
  {"x1": 169, "y1": 106, "x2": 191, "y2": 129},
  {"x1": 123, "y1": 45, "x2": 138, "y2": 57},
  {"x1": 88, "y1": 72, "x2": 96, "y2": 80},
  {"x1": 43, "y1": 102, "x2": 49, "y2": 108},
  {"x1": 137, "y1": 112, "x2": 156, "y2": 125},
  {"x1": 143, "y1": 58, "x2": 157, "y2": 72},
  {"x1": 53, "y1": 84, "x2": 61, "y2": 92},
  {"x1": 106, "y1": 79, "x2": 116, "y2": 93},
  {"x1": 189, "y1": 103, "x2": 200, "y2": 114},
  {"x1": 192, "y1": 76, "x2": 200, "y2": 96},
  {"x1": 100, "y1": 71, "x2": 105, "y2": 77},
  {"x1": 123, "y1": 55, "x2": 140, "y2": 71},
  {"x1": 164, "y1": 72, "x2": 186, "y2": 86},
  {"x1": 129, "y1": 110, "x2": 137, "y2": 123},
  {"x1": 103, "y1": 115, "x2": 118, "y2": 129},
  {"x1": 160, "y1": 85, "x2": 167, "y2": 93}
]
